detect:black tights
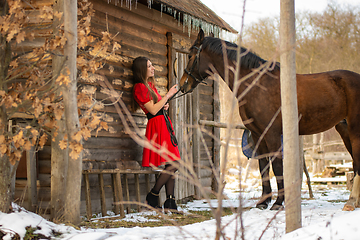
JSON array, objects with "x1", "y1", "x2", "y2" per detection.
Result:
[{"x1": 152, "y1": 162, "x2": 178, "y2": 196}]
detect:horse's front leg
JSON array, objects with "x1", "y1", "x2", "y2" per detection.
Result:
[
  {"x1": 256, "y1": 157, "x2": 272, "y2": 209},
  {"x1": 270, "y1": 156, "x2": 284, "y2": 210}
]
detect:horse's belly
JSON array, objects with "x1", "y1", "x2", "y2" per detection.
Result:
[{"x1": 298, "y1": 108, "x2": 346, "y2": 135}]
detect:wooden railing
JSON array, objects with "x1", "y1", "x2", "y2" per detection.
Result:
[{"x1": 82, "y1": 169, "x2": 160, "y2": 219}]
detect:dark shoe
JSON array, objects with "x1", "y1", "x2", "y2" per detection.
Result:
[
  {"x1": 146, "y1": 189, "x2": 160, "y2": 209},
  {"x1": 163, "y1": 195, "x2": 178, "y2": 212}
]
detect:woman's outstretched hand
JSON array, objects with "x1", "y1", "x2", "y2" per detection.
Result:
[{"x1": 166, "y1": 84, "x2": 178, "y2": 99}]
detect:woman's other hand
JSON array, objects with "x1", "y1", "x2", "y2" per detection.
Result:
[{"x1": 164, "y1": 103, "x2": 169, "y2": 110}]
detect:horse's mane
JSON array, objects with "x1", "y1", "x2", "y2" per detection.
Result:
[{"x1": 202, "y1": 37, "x2": 279, "y2": 70}]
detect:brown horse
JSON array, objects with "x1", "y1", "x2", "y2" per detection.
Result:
[{"x1": 179, "y1": 29, "x2": 360, "y2": 211}]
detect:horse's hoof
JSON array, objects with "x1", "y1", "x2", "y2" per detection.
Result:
[
  {"x1": 343, "y1": 204, "x2": 355, "y2": 211},
  {"x1": 343, "y1": 198, "x2": 356, "y2": 211},
  {"x1": 270, "y1": 204, "x2": 283, "y2": 211},
  {"x1": 256, "y1": 203, "x2": 268, "y2": 210}
]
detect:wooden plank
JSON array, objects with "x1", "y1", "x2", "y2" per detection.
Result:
[
  {"x1": 111, "y1": 174, "x2": 120, "y2": 215},
  {"x1": 83, "y1": 137, "x2": 139, "y2": 149},
  {"x1": 199, "y1": 104, "x2": 213, "y2": 115},
  {"x1": 91, "y1": 15, "x2": 168, "y2": 58},
  {"x1": 84, "y1": 173, "x2": 92, "y2": 220},
  {"x1": 98, "y1": 173, "x2": 107, "y2": 216},
  {"x1": 192, "y1": 83, "x2": 201, "y2": 198},
  {"x1": 122, "y1": 174, "x2": 130, "y2": 213},
  {"x1": 82, "y1": 148, "x2": 141, "y2": 162},
  {"x1": 93, "y1": 0, "x2": 197, "y2": 38},
  {"x1": 145, "y1": 174, "x2": 151, "y2": 193},
  {"x1": 134, "y1": 174, "x2": 141, "y2": 212},
  {"x1": 83, "y1": 169, "x2": 160, "y2": 174},
  {"x1": 311, "y1": 152, "x2": 352, "y2": 161},
  {"x1": 92, "y1": 8, "x2": 167, "y2": 45},
  {"x1": 37, "y1": 173, "x2": 51, "y2": 187},
  {"x1": 26, "y1": 148, "x2": 37, "y2": 211},
  {"x1": 38, "y1": 160, "x2": 51, "y2": 174},
  {"x1": 115, "y1": 172, "x2": 125, "y2": 217},
  {"x1": 171, "y1": 33, "x2": 193, "y2": 53}
]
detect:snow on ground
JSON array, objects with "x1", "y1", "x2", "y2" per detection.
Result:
[{"x1": 1, "y1": 171, "x2": 359, "y2": 240}]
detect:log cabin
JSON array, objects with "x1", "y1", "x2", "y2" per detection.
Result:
[{"x1": 13, "y1": 0, "x2": 237, "y2": 218}]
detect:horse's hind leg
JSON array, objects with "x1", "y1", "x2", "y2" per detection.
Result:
[
  {"x1": 252, "y1": 132, "x2": 272, "y2": 209},
  {"x1": 335, "y1": 119, "x2": 352, "y2": 157},
  {"x1": 257, "y1": 157, "x2": 272, "y2": 209},
  {"x1": 270, "y1": 156, "x2": 284, "y2": 210},
  {"x1": 341, "y1": 118, "x2": 360, "y2": 211}
]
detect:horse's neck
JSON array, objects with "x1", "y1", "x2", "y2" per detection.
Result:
[{"x1": 213, "y1": 60, "x2": 251, "y2": 93}]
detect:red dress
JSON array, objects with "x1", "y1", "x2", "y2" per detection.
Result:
[{"x1": 133, "y1": 82, "x2": 180, "y2": 167}]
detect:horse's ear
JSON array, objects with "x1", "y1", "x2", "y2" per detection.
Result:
[
  {"x1": 209, "y1": 32, "x2": 214, "y2": 37},
  {"x1": 197, "y1": 29, "x2": 205, "y2": 44}
]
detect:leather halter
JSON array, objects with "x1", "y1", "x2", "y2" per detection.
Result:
[
  {"x1": 168, "y1": 44, "x2": 207, "y2": 102},
  {"x1": 184, "y1": 45, "x2": 207, "y2": 87}
]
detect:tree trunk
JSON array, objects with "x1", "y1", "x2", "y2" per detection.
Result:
[
  {"x1": 0, "y1": 0, "x2": 13, "y2": 213},
  {"x1": 50, "y1": 0, "x2": 68, "y2": 222},
  {"x1": 280, "y1": 0, "x2": 302, "y2": 232},
  {"x1": 62, "y1": 0, "x2": 81, "y2": 225},
  {"x1": 0, "y1": 133, "x2": 11, "y2": 213}
]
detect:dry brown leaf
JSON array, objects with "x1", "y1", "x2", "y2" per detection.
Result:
[
  {"x1": 54, "y1": 11, "x2": 63, "y2": 20},
  {"x1": 24, "y1": 140, "x2": 32, "y2": 151},
  {"x1": 16, "y1": 31, "x2": 25, "y2": 43},
  {"x1": 39, "y1": 133, "x2": 47, "y2": 147},
  {"x1": 59, "y1": 140, "x2": 67, "y2": 149},
  {"x1": 73, "y1": 131, "x2": 82, "y2": 142},
  {"x1": 0, "y1": 144, "x2": 7, "y2": 155},
  {"x1": 82, "y1": 128, "x2": 91, "y2": 140}
]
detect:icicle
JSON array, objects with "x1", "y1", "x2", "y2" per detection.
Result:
[
  {"x1": 160, "y1": 3, "x2": 163, "y2": 17},
  {"x1": 188, "y1": 15, "x2": 192, "y2": 37},
  {"x1": 147, "y1": 0, "x2": 152, "y2": 8},
  {"x1": 183, "y1": 14, "x2": 187, "y2": 33}
]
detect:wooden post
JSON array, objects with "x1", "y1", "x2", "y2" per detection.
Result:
[
  {"x1": 192, "y1": 85, "x2": 201, "y2": 198},
  {"x1": 134, "y1": 173, "x2": 141, "y2": 212},
  {"x1": 280, "y1": 0, "x2": 302, "y2": 232},
  {"x1": 212, "y1": 77, "x2": 221, "y2": 193},
  {"x1": 84, "y1": 173, "x2": 92, "y2": 220},
  {"x1": 98, "y1": 173, "x2": 107, "y2": 217},
  {"x1": 115, "y1": 172, "x2": 125, "y2": 217},
  {"x1": 145, "y1": 174, "x2": 150, "y2": 193},
  {"x1": 26, "y1": 147, "x2": 37, "y2": 211},
  {"x1": 111, "y1": 174, "x2": 120, "y2": 215},
  {"x1": 123, "y1": 174, "x2": 130, "y2": 213}
]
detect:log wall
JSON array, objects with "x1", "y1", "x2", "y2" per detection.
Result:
[{"x1": 14, "y1": 0, "x2": 219, "y2": 217}]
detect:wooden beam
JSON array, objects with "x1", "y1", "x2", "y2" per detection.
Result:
[{"x1": 198, "y1": 120, "x2": 246, "y2": 129}]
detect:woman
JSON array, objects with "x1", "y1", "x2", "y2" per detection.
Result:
[{"x1": 132, "y1": 56, "x2": 180, "y2": 211}]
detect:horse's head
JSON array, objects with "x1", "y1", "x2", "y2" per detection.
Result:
[{"x1": 179, "y1": 29, "x2": 210, "y2": 94}]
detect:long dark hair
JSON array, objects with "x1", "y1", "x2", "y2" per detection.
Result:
[{"x1": 132, "y1": 56, "x2": 158, "y2": 105}]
